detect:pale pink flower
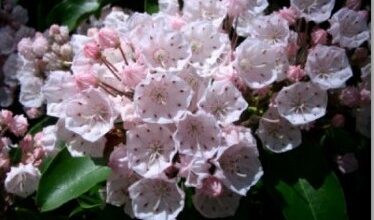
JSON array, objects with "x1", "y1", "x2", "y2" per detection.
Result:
[
  {"x1": 178, "y1": 154, "x2": 211, "y2": 188},
  {"x1": 193, "y1": 176, "x2": 240, "y2": 218},
  {"x1": 346, "y1": 0, "x2": 361, "y2": 10},
  {"x1": 64, "y1": 88, "x2": 118, "y2": 142},
  {"x1": 25, "y1": 107, "x2": 43, "y2": 119},
  {"x1": 198, "y1": 80, "x2": 248, "y2": 124},
  {"x1": 174, "y1": 111, "x2": 221, "y2": 157},
  {"x1": 83, "y1": 41, "x2": 101, "y2": 60},
  {"x1": 5, "y1": 164, "x2": 41, "y2": 198},
  {"x1": 217, "y1": 141, "x2": 263, "y2": 195},
  {"x1": 291, "y1": 0, "x2": 335, "y2": 23},
  {"x1": 127, "y1": 123, "x2": 177, "y2": 178},
  {"x1": 32, "y1": 33, "x2": 49, "y2": 57},
  {"x1": 134, "y1": 72, "x2": 192, "y2": 124},
  {"x1": 128, "y1": 178, "x2": 185, "y2": 220},
  {"x1": 120, "y1": 63, "x2": 147, "y2": 89},
  {"x1": 74, "y1": 72, "x2": 98, "y2": 90},
  {"x1": 0, "y1": 153, "x2": 10, "y2": 171},
  {"x1": 276, "y1": 82, "x2": 328, "y2": 125}
]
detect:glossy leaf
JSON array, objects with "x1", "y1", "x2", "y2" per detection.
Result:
[
  {"x1": 46, "y1": 0, "x2": 100, "y2": 31},
  {"x1": 145, "y1": 0, "x2": 159, "y2": 14},
  {"x1": 36, "y1": 148, "x2": 111, "y2": 212},
  {"x1": 275, "y1": 173, "x2": 348, "y2": 220}
]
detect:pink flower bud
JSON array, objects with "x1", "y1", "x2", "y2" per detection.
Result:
[
  {"x1": 278, "y1": 7, "x2": 299, "y2": 25},
  {"x1": 98, "y1": 27, "x2": 120, "y2": 49},
  {"x1": 18, "y1": 38, "x2": 34, "y2": 59},
  {"x1": 74, "y1": 72, "x2": 98, "y2": 90},
  {"x1": 33, "y1": 132, "x2": 43, "y2": 148},
  {"x1": 49, "y1": 24, "x2": 61, "y2": 36},
  {"x1": 359, "y1": 88, "x2": 371, "y2": 105},
  {"x1": 83, "y1": 41, "x2": 101, "y2": 60},
  {"x1": 331, "y1": 114, "x2": 345, "y2": 127},
  {"x1": 346, "y1": 0, "x2": 361, "y2": 10},
  {"x1": 287, "y1": 65, "x2": 305, "y2": 82},
  {"x1": 336, "y1": 153, "x2": 358, "y2": 174},
  {"x1": 311, "y1": 28, "x2": 328, "y2": 46},
  {"x1": 20, "y1": 134, "x2": 33, "y2": 153},
  {"x1": 32, "y1": 34, "x2": 49, "y2": 57},
  {"x1": 340, "y1": 86, "x2": 360, "y2": 107},
  {"x1": 9, "y1": 114, "x2": 28, "y2": 136},
  {"x1": 121, "y1": 63, "x2": 147, "y2": 88},
  {"x1": 201, "y1": 177, "x2": 224, "y2": 197},
  {"x1": 0, "y1": 110, "x2": 14, "y2": 126}
]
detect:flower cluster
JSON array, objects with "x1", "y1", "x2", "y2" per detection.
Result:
[
  {"x1": 0, "y1": 0, "x2": 35, "y2": 107},
  {"x1": 0, "y1": 0, "x2": 370, "y2": 219}
]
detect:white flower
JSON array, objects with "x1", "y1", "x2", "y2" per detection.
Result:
[
  {"x1": 42, "y1": 71, "x2": 79, "y2": 118},
  {"x1": 328, "y1": 8, "x2": 370, "y2": 49},
  {"x1": 178, "y1": 154, "x2": 211, "y2": 188},
  {"x1": 5, "y1": 164, "x2": 41, "y2": 198},
  {"x1": 276, "y1": 82, "x2": 328, "y2": 125},
  {"x1": 183, "y1": 0, "x2": 227, "y2": 27},
  {"x1": 19, "y1": 76, "x2": 44, "y2": 108},
  {"x1": 128, "y1": 178, "x2": 185, "y2": 220},
  {"x1": 291, "y1": 0, "x2": 335, "y2": 23},
  {"x1": 64, "y1": 88, "x2": 118, "y2": 142},
  {"x1": 182, "y1": 20, "x2": 230, "y2": 75},
  {"x1": 198, "y1": 80, "x2": 248, "y2": 124},
  {"x1": 138, "y1": 24, "x2": 191, "y2": 71},
  {"x1": 193, "y1": 177, "x2": 241, "y2": 218},
  {"x1": 257, "y1": 107, "x2": 302, "y2": 153},
  {"x1": 174, "y1": 111, "x2": 221, "y2": 157},
  {"x1": 39, "y1": 125, "x2": 59, "y2": 157},
  {"x1": 127, "y1": 123, "x2": 177, "y2": 178},
  {"x1": 234, "y1": 38, "x2": 277, "y2": 89},
  {"x1": 57, "y1": 120, "x2": 106, "y2": 158},
  {"x1": 134, "y1": 72, "x2": 193, "y2": 124},
  {"x1": 305, "y1": 45, "x2": 353, "y2": 89},
  {"x1": 217, "y1": 141, "x2": 263, "y2": 195}
]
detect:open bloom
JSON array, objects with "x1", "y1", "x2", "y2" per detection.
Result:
[{"x1": 276, "y1": 82, "x2": 328, "y2": 125}]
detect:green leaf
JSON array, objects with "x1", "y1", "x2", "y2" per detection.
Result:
[
  {"x1": 275, "y1": 173, "x2": 347, "y2": 220},
  {"x1": 46, "y1": 0, "x2": 100, "y2": 31},
  {"x1": 145, "y1": 0, "x2": 159, "y2": 14},
  {"x1": 36, "y1": 147, "x2": 111, "y2": 212},
  {"x1": 263, "y1": 143, "x2": 348, "y2": 220}
]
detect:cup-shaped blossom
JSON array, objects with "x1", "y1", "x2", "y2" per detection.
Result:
[
  {"x1": 183, "y1": 0, "x2": 227, "y2": 27},
  {"x1": 306, "y1": 45, "x2": 353, "y2": 90},
  {"x1": 257, "y1": 107, "x2": 302, "y2": 153},
  {"x1": 247, "y1": 14, "x2": 290, "y2": 49},
  {"x1": 134, "y1": 72, "x2": 193, "y2": 124},
  {"x1": 97, "y1": 27, "x2": 120, "y2": 49},
  {"x1": 182, "y1": 20, "x2": 229, "y2": 75},
  {"x1": 198, "y1": 80, "x2": 248, "y2": 124},
  {"x1": 217, "y1": 142, "x2": 263, "y2": 195},
  {"x1": 328, "y1": 8, "x2": 370, "y2": 49},
  {"x1": 234, "y1": 38, "x2": 278, "y2": 89},
  {"x1": 193, "y1": 176, "x2": 241, "y2": 218},
  {"x1": 138, "y1": 25, "x2": 191, "y2": 71},
  {"x1": 127, "y1": 123, "x2": 177, "y2": 178},
  {"x1": 128, "y1": 178, "x2": 185, "y2": 220},
  {"x1": 42, "y1": 71, "x2": 79, "y2": 118},
  {"x1": 64, "y1": 88, "x2": 118, "y2": 142},
  {"x1": 5, "y1": 164, "x2": 41, "y2": 198},
  {"x1": 174, "y1": 111, "x2": 221, "y2": 157},
  {"x1": 178, "y1": 154, "x2": 211, "y2": 188},
  {"x1": 276, "y1": 82, "x2": 328, "y2": 125},
  {"x1": 291, "y1": 0, "x2": 335, "y2": 23}
]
